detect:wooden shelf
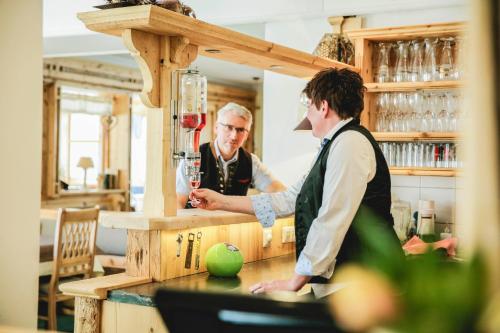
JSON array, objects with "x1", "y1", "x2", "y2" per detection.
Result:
[
  {"x1": 59, "y1": 189, "x2": 126, "y2": 197},
  {"x1": 78, "y1": 5, "x2": 356, "y2": 79},
  {"x1": 372, "y1": 132, "x2": 460, "y2": 141},
  {"x1": 346, "y1": 21, "x2": 465, "y2": 41},
  {"x1": 389, "y1": 167, "x2": 460, "y2": 177},
  {"x1": 365, "y1": 80, "x2": 463, "y2": 92},
  {"x1": 98, "y1": 209, "x2": 261, "y2": 231}
]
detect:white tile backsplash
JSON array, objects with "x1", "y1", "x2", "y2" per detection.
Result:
[
  {"x1": 390, "y1": 175, "x2": 421, "y2": 187},
  {"x1": 391, "y1": 175, "x2": 458, "y2": 227},
  {"x1": 391, "y1": 186, "x2": 421, "y2": 215},
  {"x1": 421, "y1": 176, "x2": 456, "y2": 189},
  {"x1": 420, "y1": 188, "x2": 456, "y2": 224}
]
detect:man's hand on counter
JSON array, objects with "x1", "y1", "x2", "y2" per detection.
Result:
[{"x1": 249, "y1": 274, "x2": 311, "y2": 294}]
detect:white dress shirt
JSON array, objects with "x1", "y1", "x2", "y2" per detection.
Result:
[
  {"x1": 176, "y1": 139, "x2": 278, "y2": 196},
  {"x1": 250, "y1": 118, "x2": 377, "y2": 296}
]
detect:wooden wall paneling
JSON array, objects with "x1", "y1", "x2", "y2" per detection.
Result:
[
  {"x1": 126, "y1": 230, "x2": 150, "y2": 277},
  {"x1": 114, "y1": 301, "x2": 167, "y2": 333},
  {"x1": 159, "y1": 218, "x2": 295, "y2": 281},
  {"x1": 42, "y1": 82, "x2": 59, "y2": 199},
  {"x1": 44, "y1": 58, "x2": 143, "y2": 92},
  {"x1": 101, "y1": 300, "x2": 117, "y2": 333},
  {"x1": 206, "y1": 83, "x2": 257, "y2": 153},
  {"x1": 149, "y1": 230, "x2": 162, "y2": 281}
]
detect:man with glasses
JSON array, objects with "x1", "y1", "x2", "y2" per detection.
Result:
[
  {"x1": 176, "y1": 102, "x2": 286, "y2": 208},
  {"x1": 190, "y1": 68, "x2": 400, "y2": 297}
]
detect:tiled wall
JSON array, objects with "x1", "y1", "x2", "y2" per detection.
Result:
[{"x1": 391, "y1": 175, "x2": 461, "y2": 237}]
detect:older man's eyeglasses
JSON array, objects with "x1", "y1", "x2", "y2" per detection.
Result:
[{"x1": 218, "y1": 123, "x2": 249, "y2": 134}]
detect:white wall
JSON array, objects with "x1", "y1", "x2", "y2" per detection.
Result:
[
  {"x1": 0, "y1": 2, "x2": 42, "y2": 328},
  {"x1": 262, "y1": 6, "x2": 469, "y2": 226}
]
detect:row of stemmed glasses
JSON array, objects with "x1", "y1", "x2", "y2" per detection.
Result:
[
  {"x1": 379, "y1": 142, "x2": 461, "y2": 168},
  {"x1": 375, "y1": 37, "x2": 464, "y2": 83},
  {"x1": 375, "y1": 91, "x2": 461, "y2": 132}
]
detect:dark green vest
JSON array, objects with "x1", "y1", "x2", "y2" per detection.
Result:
[
  {"x1": 185, "y1": 142, "x2": 253, "y2": 209},
  {"x1": 294, "y1": 119, "x2": 396, "y2": 283}
]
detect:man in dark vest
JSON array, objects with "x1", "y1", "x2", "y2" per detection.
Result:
[
  {"x1": 176, "y1": 102, "x2": 286, "y2": 208},
  {"x1": 191, "y1": 68, "x2": 400, "y2": 297}
]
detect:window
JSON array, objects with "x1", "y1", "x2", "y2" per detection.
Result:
[
  {"x1": 58, "y1": 86, "x2": 112, "y2": 188},
  {"x1": 130, "y1": 94, "x2": 147, "y2": 210}
]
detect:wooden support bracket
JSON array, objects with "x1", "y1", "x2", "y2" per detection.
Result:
[
  {"x1": 123, "y1": 29, "x2": 198, "y2": 217},
  {"x1": 122, "y1": 30, "x2": 199, "y2": 108},
  {"x1": 122, "y1": 29, "x2": 161, "y2": 108}
]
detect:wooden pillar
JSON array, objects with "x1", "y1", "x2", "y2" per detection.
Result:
[
  {"x1": 354, "y1": 38, "x2": 374, "y2": 130},
  {"x1": 74, "y1": 297, "x2": 101, "y2": 333},
  {"x1": 123, "y1": 29, "x2": 197, "y2": 218},
  {"x1": 42, "y1": 82, "x2": 59, "y2": 199}
]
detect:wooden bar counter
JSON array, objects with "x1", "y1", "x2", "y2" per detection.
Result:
[
  {"x1": 61, "y1": 210, "x2": 296, "y2": 333},
  {"x1": 105, "y1": 255, "x2": 303, "y2": 333}
]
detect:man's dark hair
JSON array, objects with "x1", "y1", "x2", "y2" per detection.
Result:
[{"x1": 303, "y1": 68, "x2": 366, "y2": 120}]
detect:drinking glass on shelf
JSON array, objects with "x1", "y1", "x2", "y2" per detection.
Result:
[
  {"x1": 420, "y1": 93, "x2": 435, "y2": 132},
  {"x1": 423, "y1": 38, "x2": 439, "y2": 81},
  {"x1": 395, "y1": 143, "x2": 403, "y2": 167},
  {"x1": 447, "y1": 92, "x2": 459, "y2": 132},
  {"x1": 395, "y1": 92, "x2": 408, "y2": 132},
  {"x1": 376, "y1": 93, "x2": 389, "y2": 131},
  {"x1": 416, "y1": 142, "x2": 425, "y2": 167},
  {"x1": 188, "y1": 172, "x2": 202, "y2": 206},
  {"x1": 435, "y1": 93, "x2": 450, "y2": 132},
  {"x1": 409, "y1": 40, "x2": 424, "y2": 82},
  {"x1": 406, "y1": 142, "x2": 415, "y2": 167},
  {"x1": 377, "y1": 42, "x2": 391, "y2": 83},
  {"x1": 439, "y1": 37, "x2": 454, "y2": 80},
  {"x1": 394, "y1": 41, "x2": 410, "y2": 82}
]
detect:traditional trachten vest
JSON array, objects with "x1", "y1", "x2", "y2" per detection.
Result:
[
  {"x1": 294, "y1": 118, "x2": 397, "y2": 283},
  {"x1": 185, "y1": 142, "x2": 253, "y2": 208}
]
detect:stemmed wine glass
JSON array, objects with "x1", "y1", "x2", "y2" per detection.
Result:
[{"x1": 188, "y1": 172, "x2": 201, "y2": 206}]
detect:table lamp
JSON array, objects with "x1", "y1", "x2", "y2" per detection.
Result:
[{"x1": 77, "y1": 157, "x2": 94, "y2": 190}]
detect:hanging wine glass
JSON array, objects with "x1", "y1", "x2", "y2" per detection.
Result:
[
  {"x1": 377, "y1": 42, "x2": 391, "y2": 83},
  {"x1": 394, "y1": 41, "x2": 410, "y2": 82},
  {"x1": 439, "y1": 37, "x2": 454, "y2": 81},
  {"x1": 423, "y1": 38, "x2": 439, "y2": 81}
]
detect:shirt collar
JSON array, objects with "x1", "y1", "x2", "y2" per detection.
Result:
[
  {"x1": 214, "y1": 138, "x2": 239, "y2": 164},
  {"x1": 322, "y1": 117, "x2": 354, "y2": 142}
]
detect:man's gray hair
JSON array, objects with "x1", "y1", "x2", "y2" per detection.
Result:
[{"x1": 217, "y1": 102, "x2": 253, "y2": 128}]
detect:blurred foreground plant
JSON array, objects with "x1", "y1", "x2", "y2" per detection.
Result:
[{"x1": 327, "y1": 207, "x2": 488, "y2": 333}]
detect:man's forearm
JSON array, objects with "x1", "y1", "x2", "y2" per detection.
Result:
[{"x1": 219, "y1": 195, "x2": 255, "y2": 215}]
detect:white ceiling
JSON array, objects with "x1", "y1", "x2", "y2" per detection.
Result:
[{"x1": 43, "y1": 0, "x2": 467, "y2": 88}]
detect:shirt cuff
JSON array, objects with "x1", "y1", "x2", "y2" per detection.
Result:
[
  {"x1": 250, "y1": 194, "x2": 276, "y2": 228},
  {"x1": 295, "y1": 252, "x2": 336, "y2": 279},
  {"x1": 295, "y1": 252, "x2": 313, "y2": 276}
]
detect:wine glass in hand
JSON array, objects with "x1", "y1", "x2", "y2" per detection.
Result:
[{"x1": 188, "y1": 172, "x2": 201, "y2": 206}]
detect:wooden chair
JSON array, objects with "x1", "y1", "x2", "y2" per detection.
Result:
[{"x1": 38, "y1": 207, "x2": 99, "y2": 330}]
